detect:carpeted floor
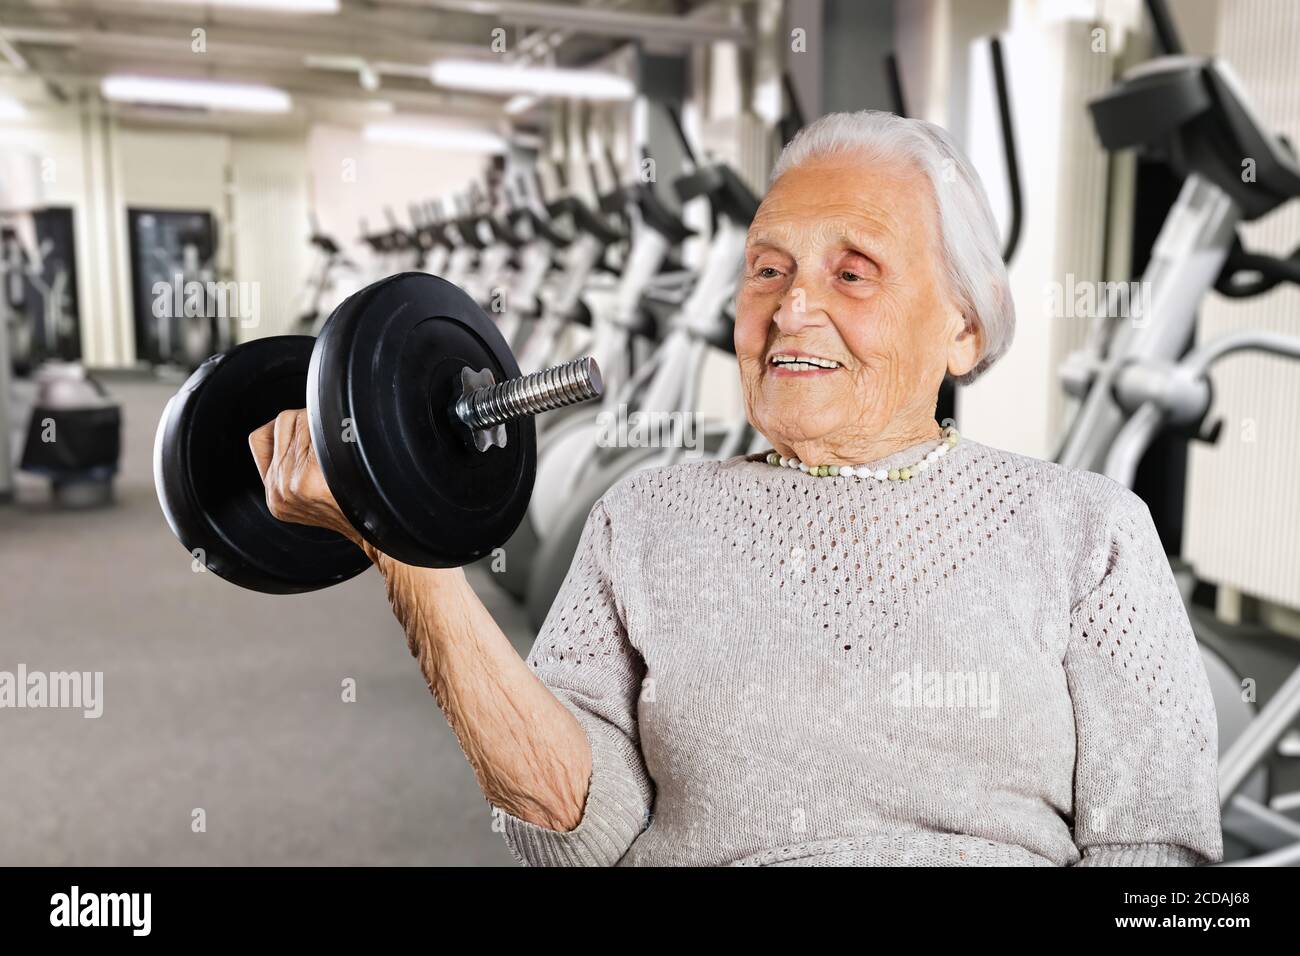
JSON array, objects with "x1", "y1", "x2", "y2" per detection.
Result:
[{"x1": 0, "y1": 374, "x2": 532, "y2": 865}]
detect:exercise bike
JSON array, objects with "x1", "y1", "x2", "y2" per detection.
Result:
[
  {"x1": 520, "y1": 160, "x2": 761, "y2": 629},
  {"x1": 295, "y1": 215, "x2": 361, "y2": 337},
  {"x1": 486, "y1": 151, "x2": 707, "y2": 600}
]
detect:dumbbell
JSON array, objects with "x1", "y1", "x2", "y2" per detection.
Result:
[{"x1": 154, "y1": 272, "x2": 603, "y2": 593}]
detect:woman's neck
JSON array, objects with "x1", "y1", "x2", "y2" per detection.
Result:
[{"x1": 773, "y1": 421, "x2": 945, "y2": 469}]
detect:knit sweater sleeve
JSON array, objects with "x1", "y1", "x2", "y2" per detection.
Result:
[
  {"x1": 1063, "y1": 486, "x2": 1223, "y2": 867},
  {"x1": 491, "y1": 498, "x2": 655, "y2": 866}
]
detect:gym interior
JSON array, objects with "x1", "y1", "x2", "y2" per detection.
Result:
[{"x1": 2, "y1": 0, "x2": 1299, "y2": 871}]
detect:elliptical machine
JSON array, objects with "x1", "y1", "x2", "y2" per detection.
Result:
[{"x1": 1059, "y1": 0, "x2": 1300, "y2": 864}]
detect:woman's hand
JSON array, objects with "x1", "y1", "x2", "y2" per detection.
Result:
[{"x1": 248, "y1": 409, "x2": 366, "y2": 550}]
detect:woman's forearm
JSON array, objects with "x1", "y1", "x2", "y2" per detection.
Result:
[
  {"x1": 244, "y1": 410, "x2": 594, "y2": 833},
  {"x1": 371, "y1": 553, "x2": 592, "y2": 831}
]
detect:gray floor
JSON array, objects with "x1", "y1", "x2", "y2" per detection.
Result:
[
  {"x1": 6, "y1": 372, "x2": 1300, "y2": 866},
  {"x1": 0, "y1": 374, "x2": 533, "y2": 865}
]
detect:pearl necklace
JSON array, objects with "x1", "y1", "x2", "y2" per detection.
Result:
[{"x1": 764, "y1": 426, "x2": 961, "y2": 481}]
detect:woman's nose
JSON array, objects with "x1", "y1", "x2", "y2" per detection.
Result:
[{"x1": 774, "y1": 283, "x2": 830, "y2": 331}]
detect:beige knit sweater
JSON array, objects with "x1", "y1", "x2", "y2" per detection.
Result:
[{"x1": 491, "y1": 434, "x2": 1223, "y2": 866}]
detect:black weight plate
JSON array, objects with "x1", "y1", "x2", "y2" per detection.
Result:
[
  {"x1": 154, "y1": 336, "x2": 372, "y2": 594},
  {"x1": 309, "y1": 272, "x2": 535, "y2": 568}
]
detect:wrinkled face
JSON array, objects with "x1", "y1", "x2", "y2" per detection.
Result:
[{"x1": 735, "y1": 154, "x2": 975, "y2": 458}]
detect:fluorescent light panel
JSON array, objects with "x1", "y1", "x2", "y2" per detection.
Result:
[
  {"x1": 430, "y1": 59, "x2": 634, "y2": 101},
  {"x1": 101, "y1": 76, "x2": 292, "y2": 113},
  {"x1": 363, "y1": 123, "x2": 507, "y2": 154},
  {"x1": 152, "y1": 0, "x2": 338, "y2": 11},
  {"x1": 0, "y1": 95, "x2": 27, "y2": 121},
  {"x1": 504, "y1": 95, "x2": 538, "y2": 115}
]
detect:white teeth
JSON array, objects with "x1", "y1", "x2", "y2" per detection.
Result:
[{"x1": 769, "y1": 353, "x2": 841, "y2": 370}]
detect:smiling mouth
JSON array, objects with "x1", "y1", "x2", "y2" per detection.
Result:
[{"x1": 768, "y1": 352, "x2": 842, "y2": 373}]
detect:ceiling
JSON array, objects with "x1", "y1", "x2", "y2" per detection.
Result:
[{"x1": 0, "y1": 0, "x2": 751, "y2": 131}]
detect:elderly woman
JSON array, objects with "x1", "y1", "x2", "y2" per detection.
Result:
[{"x1": 251, "y1": 110, "x2": 1222, "y2": 867}]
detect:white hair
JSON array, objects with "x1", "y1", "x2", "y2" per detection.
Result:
[{"x1": 770, "y1": 110, "x2": 1014, "y2": 385}]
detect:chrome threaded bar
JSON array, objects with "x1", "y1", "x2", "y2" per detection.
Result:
[{"x1": 455, "y1": 356, "x2": 604, "y2": 431}]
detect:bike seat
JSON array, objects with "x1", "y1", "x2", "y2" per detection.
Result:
[
  {"x1": 454, "y1": 216, "x2": 489, "y2": 250},
  {"x1": 630, "y1": 183, "x2": 694, "y2": 244},
  {"x1": 673, "y1": 164, "x2": 761, "y2": 225},
  {"x1": 311, "y1": 234, "x2": 341, "y2": 256},
  {"x1": 596, "y1": 189, "x2": 631, "y2": 241},
  {"x1": 548, "y1": 196, "x2": 623, "y2": 245},
  {"x1": 416, "y1": 223, "x2": 451, "y2": 250},
  {"x1": 361, "y1": 232, "x2": 391, "y2": 253},
  {"x1": 599, "y1": 189, "x2": 628, "y2": 216},
  {"x1": 510, "y1": 208, "x2": 572, "y2": 250}
]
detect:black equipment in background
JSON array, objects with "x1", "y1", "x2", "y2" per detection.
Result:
[{"x1": 126, "y1": 208, "x2": 219, "y2": 368}]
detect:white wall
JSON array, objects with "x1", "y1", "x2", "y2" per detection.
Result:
[
  {"x1": 306, "y1": 123, "x2": 489, "y2": 279},
  {"x1": 117, "y1": 128, "x2": 231, "y2": 210},
  {"x1": 960, "y1": 17, "x2": 1116, "y2": 457},
  {"x1": 229, "y1": 136, "x2": 312, "y2": 341}
]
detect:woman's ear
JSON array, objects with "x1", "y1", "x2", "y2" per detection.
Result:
[{"x1": 946, "y1": 311, "x2": 983, "y2": 379}]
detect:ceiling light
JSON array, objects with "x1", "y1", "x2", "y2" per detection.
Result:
[
  {"x1": 153, "y1": 0, "x2": 338, "y2": 12},
  {"x1": 101, "y1": 76, "x2": 292, "y2": 113},
  {"x1": 0, "y1": 95, "x2": 27, "y2": 121},
  {"x1": 363, "y1": 123, "x2": 507, "y2": 154},
  {"x1": 430, "y1": 59, "x2": 634, "y2": 101}
]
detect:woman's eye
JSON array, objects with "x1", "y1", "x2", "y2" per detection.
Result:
[
  {"x1": 840, "y1": 270, "x2": 862, "y2": 282},
  {"x1": 756, "y1": 267, "x2": 781, "y2": 279}
]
